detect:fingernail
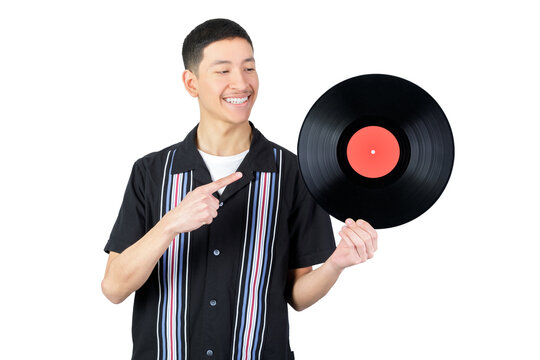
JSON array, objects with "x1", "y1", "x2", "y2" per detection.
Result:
[
  {"x1": 346, "y1": 219, "x2": 353, "y2": 225},
  {"x1": 236, "y1": 172, "x2": 243, "y2": 177}
]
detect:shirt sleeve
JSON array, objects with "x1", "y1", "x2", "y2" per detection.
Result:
[
  {"x1": 104, "y1": 160, "x2": 147, "y2": 254},
  {"x1": 288, "y1": 170, "x2": 336, "y2": 269}
]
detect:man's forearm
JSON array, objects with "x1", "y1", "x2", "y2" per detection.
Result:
[
  {"x1": 102, "y1": 173, "x2": 243, "y2": 304},
  {"x1": 289, "y1": 260, "x2": 343, "y2": 311},
  {"x1": 101, "y1": 220, "x2": 175, "y2": 304}
]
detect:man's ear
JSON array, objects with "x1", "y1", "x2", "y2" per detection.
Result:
[{"x1": 182, "y1": 69, "x2": 198, "y2": 97}]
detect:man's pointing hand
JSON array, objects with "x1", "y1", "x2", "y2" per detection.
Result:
[{"x1": 162, "y1": 172, "x2": 243, "y2": 235}]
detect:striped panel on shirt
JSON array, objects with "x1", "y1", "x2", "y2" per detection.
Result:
[
  {"x1": 232, "y1": 148, "x2": 283, "y2": 360},
  {"x1": 156, "y1": 149, "x2": 193, "y2": 360}
]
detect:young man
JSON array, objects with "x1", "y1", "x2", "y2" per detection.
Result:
[{"x1": 102, "y1": 19, "x2": 378, "y2": 360}]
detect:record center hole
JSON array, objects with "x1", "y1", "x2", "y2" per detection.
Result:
[{"x1": 371, "y1": 150, "x2": 376, "y2": 155}]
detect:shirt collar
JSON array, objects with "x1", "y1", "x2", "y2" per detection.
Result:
[{"x1": 171, "y1": 121, "x2": 277, "y2": 175}]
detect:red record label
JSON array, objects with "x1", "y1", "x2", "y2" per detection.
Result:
[{"x1": 346, "y1": 126, "x2": 400, "y2": 178}]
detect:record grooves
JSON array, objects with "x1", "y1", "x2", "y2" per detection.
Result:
[{"x1": 298, "y1": 74, "x2": 454, "y2": 229}]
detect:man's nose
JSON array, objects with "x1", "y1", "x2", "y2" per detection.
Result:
[{"x1": 229, "y1": 69, "x2": 249, "y2": 90}]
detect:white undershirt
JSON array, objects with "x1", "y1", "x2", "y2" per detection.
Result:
[{"x1": 198, "y1": 149, "x2": 249, "y2": 195}]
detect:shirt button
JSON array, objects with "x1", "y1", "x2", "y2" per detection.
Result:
[
  {"x1": 210, "y1": 299, "x2": 217, "y2": 306},
  {"x1": 219, "y1": 202, "x2": 224, "y2": 207},
  {"x1": 206, "y1": 349, "x2": 214, "y2": 357},
  {"x1": 213, "y1": 249, "x2": 220, "y2": 256}
]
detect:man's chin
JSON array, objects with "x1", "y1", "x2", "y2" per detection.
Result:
[{"x1": 222, "y1": 117, "x2": 251, "y2": 126}]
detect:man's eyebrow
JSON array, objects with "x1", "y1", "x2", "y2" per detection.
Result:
[{"x1": 209, "y1": 57, "x2": 255, "y2": 67}]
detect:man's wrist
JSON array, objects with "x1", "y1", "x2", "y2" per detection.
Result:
[
  {"x1": 157, "y1": 216, "x2": 179, "y2": 240},
  {"x1": 325, "y1": 254, "x2": 345, "y2": 276}
]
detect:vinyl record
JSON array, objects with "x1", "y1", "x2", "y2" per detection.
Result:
[{"x1": 298, "y1": 74, "x2": 454, "y2": 229}]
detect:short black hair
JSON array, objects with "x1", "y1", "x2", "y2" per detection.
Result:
[{"x1": 182, "y1": 18, "x2": 254, "y2": 76}]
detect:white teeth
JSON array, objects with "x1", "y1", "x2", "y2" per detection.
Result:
[{"x1": 225, "y1": 96, "x2": 248, "y2": 104}]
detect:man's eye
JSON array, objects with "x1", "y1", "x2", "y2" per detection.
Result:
[
  {"x1": 217, "y1": 70, "x2": 229, "y2": 74},
  {"x1": 245, "y1": 68, "x2": 255, "y2": 72}
]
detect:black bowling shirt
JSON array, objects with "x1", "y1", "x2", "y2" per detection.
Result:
[{"x1": 105, "y1": 122, "x2": 336, "y2": 360}]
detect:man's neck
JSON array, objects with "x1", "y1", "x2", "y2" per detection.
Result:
[{"x1": 196, "y1": 119, "x2": 252, "y2": 156}]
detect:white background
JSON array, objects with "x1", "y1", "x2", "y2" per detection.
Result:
[{"x1": 1, "y1": 1, "x2": 539, "y2": 359}]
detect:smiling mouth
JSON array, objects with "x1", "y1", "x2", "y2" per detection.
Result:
[{"x1": 224, "y1": 95, "x2": 250, "y2": 105}]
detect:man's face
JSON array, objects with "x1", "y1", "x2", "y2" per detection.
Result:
[{"x1": 190, "y1": 37, "x2": 259, "y2": 126}]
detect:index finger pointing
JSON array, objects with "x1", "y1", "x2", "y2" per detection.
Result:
[{"x1": 202, "y1": 172, "x2": 243, "y2": 194}]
